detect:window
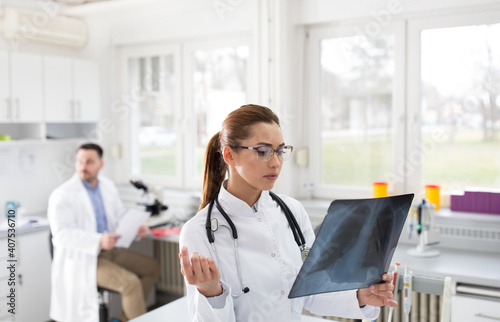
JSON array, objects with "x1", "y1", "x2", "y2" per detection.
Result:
[
  {"x1": 307, "y1": 23, "x2": 405, "y2": 198},
  {"x1": 309, "y1": 11, "x2": 500, "y2": 200},
  {"x1": 420, "y1": 23, "x2": 500, "y2": 191},
  {"x1": 407, "y1": 11, "x2": 500, "y2": 195},
  {"x1": 131, "y1": 55, "x2": 177, "y2": 176},
  {"x1": 190, "y1": 46, "x2": 249, "y2": 178},
  {"x1": 120, "y1": 45, "x2": 182, "y2": 187},
  {"x1": 120, "y1": 38, "x2": 250, "y2": 188}
]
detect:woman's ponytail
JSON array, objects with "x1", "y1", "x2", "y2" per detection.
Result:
[{"x1": 199, "y1": 131, "x2": 227, "y2": 211}]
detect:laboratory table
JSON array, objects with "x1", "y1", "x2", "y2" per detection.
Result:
[{"x1": 392, "y1": 244, "x2": 500, "y2": 288}]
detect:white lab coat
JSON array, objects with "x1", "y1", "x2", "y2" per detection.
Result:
[
  {"x1": 48, "y1": 174, "x2": 127, "y2": 322},
  {"x1": 179, "y1": 184, "x2": 379, "y2": 322}
]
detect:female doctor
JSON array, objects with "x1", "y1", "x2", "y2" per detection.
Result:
[{"x1": 179, "y1": 104, "x2": 396, "y2": 321}]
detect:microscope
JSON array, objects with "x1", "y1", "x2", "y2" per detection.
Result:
[{"x1": 130, "y1": 180, "x2": 168, "y2": 216}]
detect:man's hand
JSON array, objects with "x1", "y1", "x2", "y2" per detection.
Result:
[
  {"x1": 357, "y1": 273, "x2": 397, "y2": 307},
  {"x1": 137, "y1": 224, "x2": 149, "y2": 238},
  {"x1": 100, "y1": 233, "x2": 121, "y2": 250}
]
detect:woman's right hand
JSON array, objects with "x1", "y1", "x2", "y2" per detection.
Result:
[{"x1": 179, "y1": 246, "x2": 223, "y2": 297}]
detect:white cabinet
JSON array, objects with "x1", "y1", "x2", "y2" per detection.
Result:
[
  {"x1": 0, "y1": 237, "x2": 13, "y2": 321},
  {"x1": 0, "y1": 50, "x2": 100, "y2": 142},
  {"x1": 43, "y1": 55, "x2": 73, "y2": 122},
  {"x1": 0, "y1": 51, "x2": 44, "y2": 123},
  {"x1": 16, "y1": 228, "x2": 52, "y2": 322},
  {"x1": 74, "y1": 58, "x2": 100, "y2": 122},
  {"x1": 0, "y1": 51, "x2": 10, "y2": 123},
  {"x1": 0, "y1": 228, "x2": 51, "y2": 322},
  {"x1": 44, "y1": 55, "x2": 100, "y2": 123},
  {"x1": 452, "y1": 294, "x2": 500, "y2": 321}
]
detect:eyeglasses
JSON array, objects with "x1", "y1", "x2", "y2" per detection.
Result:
[{"x1": 231, "y1": 145, "x2": 293, "y2": 162}]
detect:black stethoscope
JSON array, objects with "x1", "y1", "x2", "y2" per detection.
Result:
[{"x1": 205, "y1": 191, "x2": 310, "y2": 298}]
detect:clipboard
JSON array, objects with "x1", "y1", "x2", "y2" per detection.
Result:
[
  {"x1": 114, "y1": 209, "x2": 151, "y2": 248},
  {"x1": 288, "y1": 193, "x2": 414, "y2": 299}
]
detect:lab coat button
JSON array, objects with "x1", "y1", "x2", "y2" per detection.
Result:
[
  {"x1": 258, "y1": 218, "x2": 262, "y2": 222},
  {"x1": 271, "y1": 253, "x2": 276, "y2": 257},
  {"x1": 281, "y1": 291, "x2": 285, "y2": 295}
]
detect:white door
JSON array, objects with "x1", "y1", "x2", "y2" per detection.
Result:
[
  {"x1": 10, "y1": 52, "x2": 43, "y2": 122},
  {"x1": 44, "y1": 55, "x2": 73, "y2": 122},
  {"x1": 0, "y1": 50, "x2": 11, "y2": 122},
  {"x1": 74, "y1": 58, "x2": 100, "y2": 122}
]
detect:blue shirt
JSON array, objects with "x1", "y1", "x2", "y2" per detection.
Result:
[{"x1": 82, "y1": 180, "x2": 108, "y2": 233}]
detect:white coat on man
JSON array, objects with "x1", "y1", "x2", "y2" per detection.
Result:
[{"x1": 48, "y1": 173, "x2": 127, "y2": 322}]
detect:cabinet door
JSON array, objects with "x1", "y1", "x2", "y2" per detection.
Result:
[
  {"x1": 452, "y1": 294, "x2": 500, "y2": 321},
  {"x1": 10, "y1": 52, "x2": 44, "y2": 122},
  {"x1": 74, "y1": 58, "x2": 100, "y2": 122},
  {"x1": 0, "y1": 238, "x2": 15, "y2": 321},
  {"x1": 0, "y1": 50, "x2": 11, "y2": 122},
  {"x1": 17, "y1": 229, "x2": 51, "y2": 322},
  {"x1": 44, "y1": 55, "x2": 73, "y2": 122}
]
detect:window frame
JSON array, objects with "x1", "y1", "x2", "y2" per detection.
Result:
[
  {"x1": 118, "y1": 43, "x2": 183, "y2": 188},
  {"x1": 118, "y1": 35, "x2": 253, "y2": 189},
  {"x1": 182, "y1": 35, "x2": 254, "y2": 189}
]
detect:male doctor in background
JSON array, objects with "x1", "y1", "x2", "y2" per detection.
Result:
[{"x1": 48, "y1": 143, "x2": 160, "y2": 322}]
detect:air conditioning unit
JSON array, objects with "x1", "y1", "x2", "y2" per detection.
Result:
[{"x1": 1, "y1": 8, "x2": 87, "y2": 48}]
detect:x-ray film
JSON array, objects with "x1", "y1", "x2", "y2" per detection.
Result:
[{"x1": 288, "y1": 193, "x2": 414, "y2": 299}]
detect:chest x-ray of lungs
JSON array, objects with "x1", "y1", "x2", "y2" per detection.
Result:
[{"x1": 289, "y1": 193, "x2": 414, "y2": 299}]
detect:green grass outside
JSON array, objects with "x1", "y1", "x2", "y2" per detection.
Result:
[
  {"x1": 140, "y1": 146, "x2": 175, "y2": 176},
  {"x1": 139, "y1": 131, "x2": 500, "y2": 190},
  {"x1": 323, "y1": 130, "x2": 500, "y2": 190},
  {"x1": 322, "y1": 135, "x2": 392, "y2": 186}
]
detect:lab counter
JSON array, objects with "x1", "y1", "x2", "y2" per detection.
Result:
[
  {"x1": 392, "y1": 244, "x2": 500, "y2": 289},
  {"x1": 0, "y1": 215, "x2": 50, "y2": 238}
]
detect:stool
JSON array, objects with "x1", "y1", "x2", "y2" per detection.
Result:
[{"x1": 98, "y1": 286, "x2": 119, "y2": 322}]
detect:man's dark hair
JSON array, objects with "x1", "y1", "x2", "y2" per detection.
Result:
[{"x1": 78, "y1": 143, "x2": 103, "y2": 159}]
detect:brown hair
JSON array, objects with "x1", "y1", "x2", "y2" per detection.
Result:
[
  {"x1": 199, "y1": 104, "x2": 280, "y2": 211},
  {"x1": 78, "y1": 143, "x2": 103, "y2": 159}
]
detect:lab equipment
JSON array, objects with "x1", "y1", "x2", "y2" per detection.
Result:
[
  {"x1": 403, "y1": 266, "x2": 413, "y2": 322},
  {"x1": 206, "y1": 191, "x2": 309, "y2": 298},
  {"x1": 407, "y1": 199, "x2": 440, "y2": 257},
  {"x1": 387, "y1": 262, "x2": 400, "y2": 322},
  {"x1": 130, "y1": 180, "x2": 168, "y2": 216}
]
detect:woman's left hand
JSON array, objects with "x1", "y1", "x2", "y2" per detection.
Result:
[{"x1": 357, "y1": 273, "x2": 397, "y2": 307}]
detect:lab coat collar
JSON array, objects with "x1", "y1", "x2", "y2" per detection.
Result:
[{"x1": 217, "y1": 180, "x2": 271, "y2": 217}]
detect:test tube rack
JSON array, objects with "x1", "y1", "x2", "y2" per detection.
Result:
[{"x1": 407, "y1": 200, "x2": 441, "y2": 258}]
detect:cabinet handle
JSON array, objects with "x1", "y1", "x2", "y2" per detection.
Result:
[
  {"x1": 18, "y1": 274, "x2": 23, "y2": 286},
  {"x1": 70, "y1": 100, "x2": 75, "y2": 120},
  {"x1": 77, "y1": 100, "x2": 81, "y2": 119},
  {"x1": 16, "y1": 98, "x2": 20, "y2": 119},
  {"x1": 5, "y1": 98, "x2": 11, "y2": 119},
  {"x1": 475, "y1": 313, "x2": 500, "y2": 320}
]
